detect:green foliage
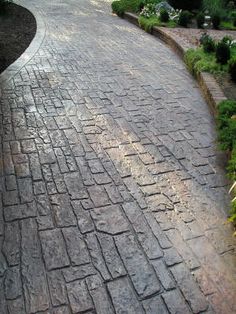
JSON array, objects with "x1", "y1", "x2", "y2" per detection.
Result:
[
  {"x1": 143, "y1": 0, "x2": 161, "y2": 4},
  {"x1": 216, "y1": 41, "x2": 231, "y2": 64},
  {"x1": 112, "y1": 1, "x2": 125, "y2": 16},
  {"x1": 217, "y1": 100, "x2": 236, "y2": 123},
  {"x1": 138, "y1": 15, "x2": 176, "y2": 32},
  {"x1": 218, "y1": 119, "x2": 236, "y2": 150},
  {"x1": 228, "y1": 199, "x2": 236, "y2": 223},
  {"x1": 196, "y1": 12, "x2": 205, "y2": 28},
  {"x1": 138, "y1": 15, "x2": 159, "y2": 31},
  {"x1": 227, "y1": 145, "x2": 236, "y2": 180},
  {"x1": 212, "y1": 14, "x2": 221, "y2": 29},
  {"x1": 184, "y1": 48, "x2": 225, "y2": 75},
  {"x1": 220, "y1": 20, "x2": 236, "y2": 30},
  {"x1": 168, "y1": 0, "x2": 202, "y2": 10},
  {"x1": 200, "y1": 33, "x2": 215, "y2": 53},
  {"x1": 111, "y1": 0, "x2": 144, "y2": 16},
  {"x1": 217, "y1": 100, "x2": 236, "y2": 224},
  {"x1": 160, "y1": 9, "x2": 169, "y2": 22},
  {"x1": 178, "y1": 10, "x2": 191, "y2": 27},
  {"x1": 217, "y1": 100, "x2": 236, "y2": 150},
  {"x1": 202, "y1": 0, "x2": 226, "y2": 17},
  {"x1": 229, "y1": 57, "x2": 236, "y2": 82},
  {"x1": 216, "y1": 100, "x2": 236, "y2": 225}
]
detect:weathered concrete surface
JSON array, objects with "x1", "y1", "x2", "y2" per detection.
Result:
[{"x1": 0, "y1": 0, "x2": 235, "y2": 313}]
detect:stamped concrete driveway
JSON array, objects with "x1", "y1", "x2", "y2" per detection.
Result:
[{"x1": 0, "y1": 0, "x2": 236, "y2": 313}]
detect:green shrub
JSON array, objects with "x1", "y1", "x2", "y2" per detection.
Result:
[
  {"x1": 234, "y1": 18, "x2": 236, "y2": 27},
  {"x1": 200, "y1": 33, "x2": 215, "y2": 53},
  {"x1": 169, "y1": 0, "x2": 202, "y2": 10},
  {"x1": 217, "y1": 99, "x2": 236, "y2": 128},
  {"x1": 143, "y1": 0, "x2": 161, "y2": 4},
  {"x1": 160, "y1": 9, "x2": 169, "y2": 22},
  {"x1": 196, "y1": 12, "x2": 205, "y2": 28},
  {"x1": 184, "y1": 48, "x2": 222, "y2": 75},
  {"x1": 222, "y1": 35, "x2": 233, "y2": 46},
  {"x1": 111, "y1": 1, "x2": 125, "y2": 16},
  {"x1": 217, "y1": 100, "x2": 236, "y2": 150},
  {"x1": 202, "y1": 0, "x2": 227, "y2": 17},
  {"x1": 140, "y1": 3, "x2": 156, "y2": 17},
  {"x1": 227, "y1": 145, "x2": 236, "y2": 180},
  {"x1": 229, "y1": 198, "x2": 236, "y2": 223},
  {"x1": 217, "y1": 100, "x2": 236, "y2": 225},
  {"x1": 212, "y1": 14, "x2": 221, "y2": 29},
  {"x1": 178, "y1": 11, "x2": 191, "y2": 27},
  {"x1": 138, "y1": 15, "x2": 159, "y2": 32},
  {"x1": 218, "y1": 118, "x2": 236, "y2": 150},
  {"x1": 111, "y1": 0, "x2": 144, "y2": 16},
  {"x1": 229, "y1": 57, "x2": 236, "y2": 82},
  {"x1": 216, "y1": 41, "x2": 231, "y2": 64}
]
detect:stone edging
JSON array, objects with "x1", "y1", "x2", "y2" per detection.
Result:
[
  {"x1": 0, "y1": 1, "x2": 46, "y2": 85},
  {"x1": 123, "y1": 12, "x2": 227, "y2": 116}
]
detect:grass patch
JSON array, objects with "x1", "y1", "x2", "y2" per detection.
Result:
[
  {"x1": 138, "y1": 15, "x2": 176, "y2": 32},
  {"x1": 220, "y1": 21, "x2": 236, "y2": 31}
]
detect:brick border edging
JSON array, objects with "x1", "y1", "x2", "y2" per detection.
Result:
[
  {"x1": 123, "y1": 12, "x2": 227, "y2": 116},
  {"x1": 0, "y1": 1, "x2": 46, "y2": 85}
]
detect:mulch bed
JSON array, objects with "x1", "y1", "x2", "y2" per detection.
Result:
[{"x1": 0, "y1": 2, "x2": 36, "y2": 73}]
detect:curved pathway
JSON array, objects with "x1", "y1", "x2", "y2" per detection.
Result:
[{"x1": 0, "y1": 0, "x2": 236, "y2": 313}]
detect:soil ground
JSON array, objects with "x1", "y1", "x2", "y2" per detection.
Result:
[{"x1": 0, "y1": 2, "x2": 36, "y2": 73}]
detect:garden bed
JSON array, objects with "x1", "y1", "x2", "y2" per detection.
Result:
[{"x1": 0, "y1": 2, "x2": 36, "y2": 73}]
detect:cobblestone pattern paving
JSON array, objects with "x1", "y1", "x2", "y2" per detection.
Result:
[{"x1": 0, "y1": 0, "x2": 236, "y2": 313}]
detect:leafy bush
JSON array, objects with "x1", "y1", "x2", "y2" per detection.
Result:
[
  {"x1": 229, "y1": 198, "x2": 236, "y2": 223},
  {"x1": 138, "y1": 15, "x2": 159, "y2": 31},
  {"x1": 217, "y1": 100, "x2": 236, "y2": 129},
  {"x1": 184, "y1": 48, "x2": 223, "y2": 75},
  {"x1": 160, "y1": 8, "x2": 169, "y2": 22},
  {"x1": 222, "y1": 35, "x2": 234, "y2": 46},
  {"x1": 218, "y1": 119, "x2": 236, "y2": 150},
  {"x1": 140, "y1": 3, "x2": 156, "y2": 17},
  {"x1": 227, "y1": 145, "x2": 236, "y2": 180},
  {"x1": 202, "y1": 0, "x2": 227, "y2": 17},
  {"x1": 197, "y1": 12, "x2": 205, "y2": 28},
  {"x1": 178, "y1": 10, "x2": 191, "y2": 27},
  {"x1": 143, "y1": 0, "x2": 161, "y2": 4},
  {"x1": 217, "y1": 100, "x2": 236, "y2": 225},
  {"x1": 112, "y1": 1, "x2": 125, "y2": 16},
  {"x1": 234, "y1": 18, "x2": 236, "y2": 27},
  {"x1": 169, "y1": 0, "x2": 202, "y2": 10},
  {"x1": 216, "y1": 41, "x2": 231, "y2": 64},
  {"x1": 217, "y1": 100, "x2": 236, "y2": 150},
  {"x1": 111, "y1": 0, "x2": 144, "y2": 16},
  {"x1": 212, "y1": 14, "x2": 221, "y2": 29},
  {"x1": 200, "y1": 33, "x2": 215, "y2": 53},
  {"x1": 229, "y1": 56, "x2": 236, "y2": 81}
]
